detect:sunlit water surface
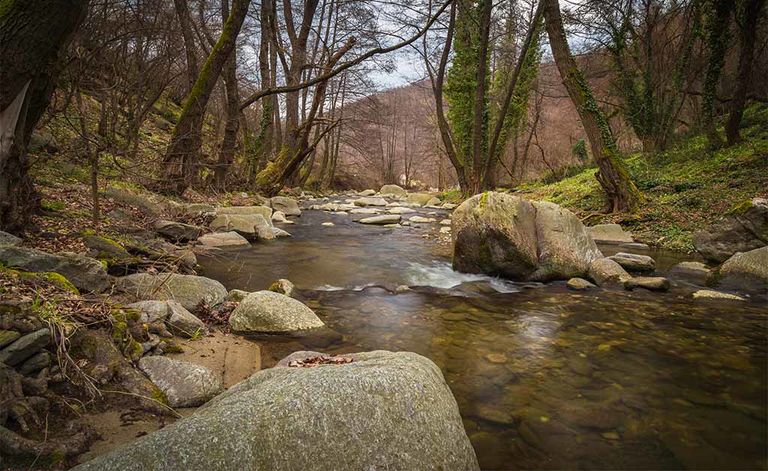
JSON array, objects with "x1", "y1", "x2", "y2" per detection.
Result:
[{"x1": 199, "y1": 205, "x2": 767, "y2": 470}]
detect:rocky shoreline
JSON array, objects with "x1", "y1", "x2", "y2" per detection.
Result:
[{"x1": 1, "y1": 185, "x2": 765, "y2": 469}]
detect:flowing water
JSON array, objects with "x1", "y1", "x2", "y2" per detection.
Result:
[{"x1": 199, "y1": 204, "x2": 768, "y2": 470}]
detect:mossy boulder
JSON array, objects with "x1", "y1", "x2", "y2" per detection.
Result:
[
  {"x1": 693, "y1": 197, "x2": 768, "y2": 263},
  {"x1": 73, "y1": 351, "x2": 479, "y2": 471},
  {"x1": 718, "y1": 246, "x2": 768, "y2": 294},
  {"x1": 115, "y1": 273, "x2": 227, "y2": 311},
  {"x1": 379, "y1": 184, "x2": 407, "y2": 197},
  {"x1": 0, "y1": 246, "x2": 109, "y2": 292},
  {"x1": 405, "y1": 193, "x2": 433, "y2": 206}
]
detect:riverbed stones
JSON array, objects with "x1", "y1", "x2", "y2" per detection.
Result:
[
  {"x1": 0, "y1": 231, "x2": 22, "y2": 247},
  {"x1": 588, "y1": 257, "x2": 632, "y2": 287},
  {"x1": 607, "y1": 252, "x2": 656, "y2": 273},
  {"x1": 354, "y1": 196, "x2": 388, "y2": 207},
  {"x1": 387, "y1": 206, "x2": 416, "y2": 214},
  {"x1": 0, "y1": 328, "x2": 50, "y2": 366},
  {"x1": 410, "y1": 216, "x2": 437, "y2": 224},
  {"x1": 358, "y1": 189, "x2": 376, "y2": 196},
  {"x1": 379, "y1": 184, "x2": 407, "y2": 197},
  {"x1": 358, "y1": 214, "x2": 401, "y2": 225},
  {"x1": 693, "y1": 198, "x2": 768, "y2": 263},
  {"x1": 115, "y1": 273, "x2": 227, "y2": 311},
  {"x1": 350, "y1": 207, "x2": 381, "y2": 215},
  {"x1": 154, "y1": 220, "x2": 203, "y2": 242},
  {"x1": 210, "y1": 214, "x2": 272, "y2": 239},
  {"x1": 452, "y1": 193, "x2": 602, "y2": 281},
  {"x1": 268, "y1": 278, "x2": 295, "y2": 297},
  {"x1": 166, "y1": 301, "x2": 207, "y2": 337},
  {"x1": 668, "y1": 261, "x2": 711, "y2": 285},
  {"x1": 271, "y1": 211, "x2": 288, "y2": 223},
  {"x1": 406, "y1": 193, "x2": 433, "y2": 206},
  {"x1": 74, "y1": 350, "x2": 478, "y2": 471},
  {"x1": 229, "y1": 291, "x2": 324, "y2": 333},
  {"x1": 718, "y1": 246, "x2": 768, "y2": 293},
  {"x1": 0, "y1": 246, "x2": 109, "y2": 293},
  {"x1": 692, "y1": 290, "x2": 745, "y2": 301},
  {"x1": 567, "y1": 278, "x2": 596, "y2": 290},
  {"x1": 138, "y1": 356, "x2": 222, "y2": 408},
  {"x1": 197, "y1": 231, "x2": 250, "y2": 248},
  {"x1": 587, "y1": 223, "x2": 634, "y2": 243},
  {"x1": 270, "y1": 196, "x2": 301, "y2": 216},
  {"x1": 624, "y1": 276, "x2": 670, "y2": 292},
  {"x1": 426, "y1": 197, "x2": 442, "y2": 207}
]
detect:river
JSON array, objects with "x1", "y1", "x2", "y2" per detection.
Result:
[{"x1": 199, "y1": 202, "x2": 767, "y2": 470}]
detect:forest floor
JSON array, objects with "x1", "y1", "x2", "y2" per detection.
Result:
[{"x1": 516, "y1": 104, "x2": 768, "y2": 252}]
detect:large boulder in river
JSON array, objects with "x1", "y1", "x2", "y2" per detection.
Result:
[
  {"x1": 210, "y1": 213, "x2": 272, "y2": 240},
  {"x1": 693, "y1": 198, "x2": 768, "y2": 263},
  {"x1": 197, "y1": 231, "x2": 250, "y2": 248},
  {"x1": 718, "y1": 246, "x2": 768, "y2": 293},
  {"x1": 73, "y1": 350, "x2": 479, "y2": 471},
  {"x1": 270, "y1": 196, "x2": 301, "y2": 216},
  {"x1": 229, "y1": 291, "x2": 324, "y2": 332},
  {"x1": 115, "y1": 273, "x2": 227, "y2": 311},
  {"x1": 452, "y1": 192, "x2": 601, "y2": 281},
  {"x1": 588, "y1": 257, "x2": 632, "y2": 287},
  {"x1": 379, "y1": 184, "x2": 407, "y2": 197},
  {"x1": 0, "y1": 246, "x2": 109, "y2": 292}
]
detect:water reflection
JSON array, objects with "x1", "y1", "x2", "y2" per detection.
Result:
[{"x1": 199, "y1": 208, "x2": 767, "y2": 470}]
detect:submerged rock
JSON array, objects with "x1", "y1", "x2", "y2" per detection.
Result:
[
  {"x1": 668, "y1": 261, "x2": 711, "y2": 285},
  {"x1": 607, "y1": 252, "x2": 656, "y2": 273},
  {"x1": 567, "y1": 278, "x2": 596, "y2": 290},
  {"x1": 693, "y1": 198, "x2": 768, "y2": 263},
  {"x1": 0, "y1": 246, "x2": 109, "y2": 292},
  {"x1": 358, "y1": 215, "x2": 401, "y2": 225},
  {"x1": 587, "y1": 223, "x2": 634, "y2": 243},
  {"x1": 718, "y1": 246, "x2": 768, "y2": 293},
  {"x1": 624, "y1": 276, "x2": 670, "y2": 292},
  {"x1": 452, "y1": 192, "x2": 601, "y2": 281},
  {"x1": 379, "y1": 184, "x2": 407, "y2": 197},
  {"x1": 115, "y1": 273, "x2": 227, "y2": 311},
  {"x1": 270, "y1": 196, "x2": 301, "y2": 216},
  {"x1": 229, "y1": 291, "x2": 324, "y2": 333},
  {"x1": 692, "y1": 290, "x2": 745, "y2": 301},
  {"x1": 139, "y1": 356, "x2": 223, "y2": 408},
  {"x1": 74, "y1": 350, "x2": 478, "y2": 471}
]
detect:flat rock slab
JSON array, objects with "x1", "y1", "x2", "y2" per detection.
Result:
[
  {"x1": 387, "y1": 207, "x2": 416, "y2": 214},
  {"x1": 0, "y1": 246, "x2": 109, "y2": 293},
  {"x1": 409, "y1": 216, "x2": 437, "y2": 223},
  {"x1": 197, "y1": 231, "x2": 250, "y2": 248},
  {"x1": 353, "y1": 197, "x2": 388, "y2": 207},
  {"x1": 0, "y1": 231, "x2": 22, "y2": 247},
  {"x1": 358, "y1": 215, "x2": 401, "y2": 225},
  {"x1": 216, "y1": 205, "x2": 272, "y2": 219},
  {"x1": 608, "y1": 252, "x2": 656, "y2": 273},
  {"x1": 139, "y1": 356, "x2": 223, "y2": 408},
  {"x1": 692, "y1": 290, "x2": 745, "y2": 301},
  {"x1": 624, "y1": 276, "x2": 670, "y2": 292},
  {"x1": 0, "y1": 328, "x2": 50, "y2": 366}
]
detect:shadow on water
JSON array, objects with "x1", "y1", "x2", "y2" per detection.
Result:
[{"x1": 199, "y1": 208, "x2": 768, "y2": 470}]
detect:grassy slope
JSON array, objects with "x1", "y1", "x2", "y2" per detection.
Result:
[{"x1": 518, "y1": 105, "x2": 768, "y2": 252}]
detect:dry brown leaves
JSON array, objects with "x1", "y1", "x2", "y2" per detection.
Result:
[{"x1": 287, "y1": 356, "x2": 354, "y2": 368}]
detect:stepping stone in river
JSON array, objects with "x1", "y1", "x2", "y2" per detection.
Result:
[
  {"x1": 624, "y1": 276, "x2": 670, "y2": 292},
  {"x1": 358, "y1": 215, "x2": 401, "y2": 225},
  {"x1": 566, "y1": 277, "x2": 596, "y2": 291},
  {"x1": 607, "y1": 252, "x2": 656, "y2": 273}
]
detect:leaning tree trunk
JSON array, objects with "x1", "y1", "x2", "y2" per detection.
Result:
[
  {"x1": 0, "y1": 0, "x2": 90, "y2": 233},
  {"x1": 213, "y1": 0, "x2": 241, "y2": 191},
  {"x1": 543, "y1": 0, "x2": 641, "y2": 212},
  {"x1": 725, "y1": 0, "x2": 765, "y2": 145},
  {"x1": 159, "y1": 0, "x2": 249, "y2": 196},
  {"x1": 702, "y1": 0, "x2": 733, "y2": 149}
]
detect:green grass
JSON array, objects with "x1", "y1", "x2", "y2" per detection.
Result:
[{"x1": 519, "y1": 104, "x2": 768, "y2": 252}]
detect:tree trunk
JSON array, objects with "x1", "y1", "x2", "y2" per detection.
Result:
[
  {"x1": 543, "y1": 0, "x2": 641, "y2": 212},
  {"x1": 702, "y1": 0, "x2": 733, "y2": 149},
  {"x1": 725, "y1": 0, "x2": 765, "y2": 145},
  {"x1": 159, "y1": 0, "x2": 249, "y2": 195},
  {"x1": 213, "y1": 0, "x2": 241, "y2": 191},
  {"x1": 0, "y1": 0, "x2": 90, "y2": 233},
  {"x1": 173, "y1": 0, "x2": 199, "y2": 94}
]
